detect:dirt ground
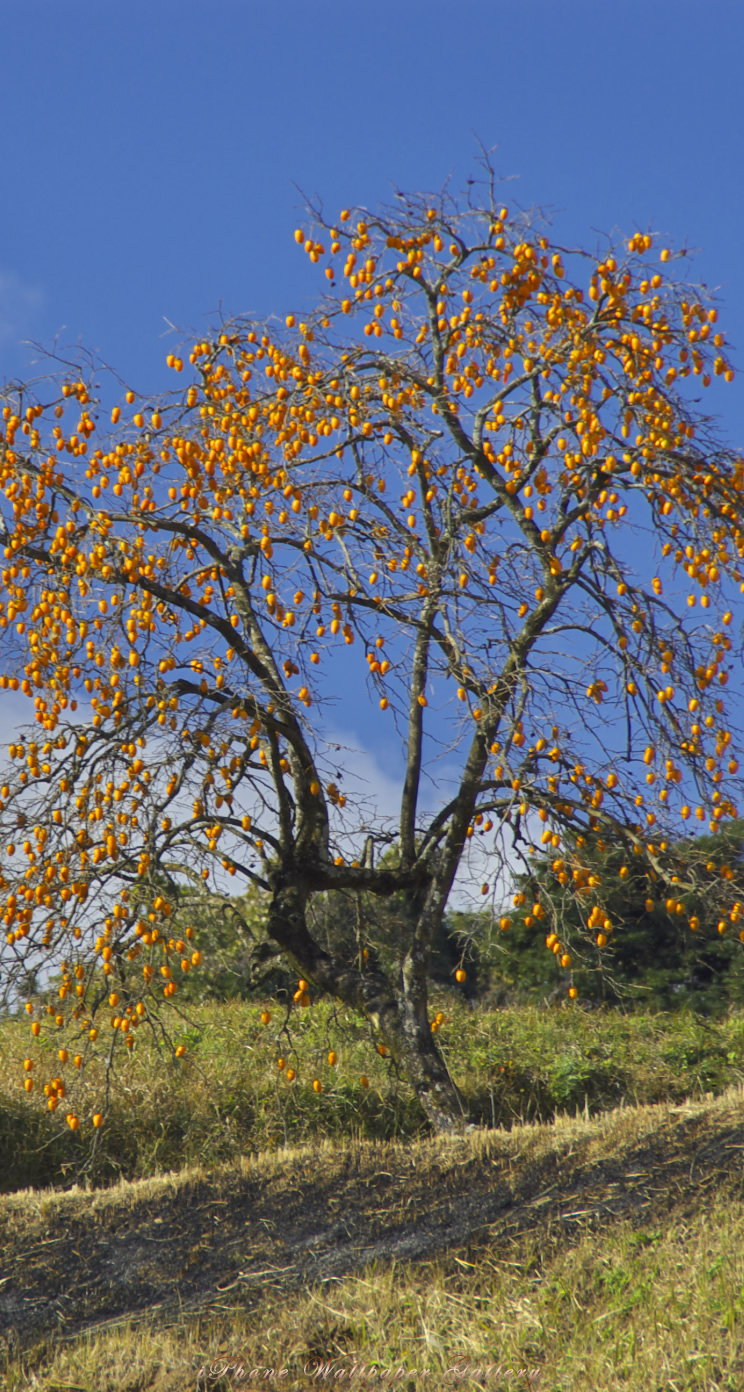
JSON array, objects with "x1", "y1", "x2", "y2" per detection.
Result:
[{"x1": 1, "y1": 1091, "x2": 743, "y2": 1370}]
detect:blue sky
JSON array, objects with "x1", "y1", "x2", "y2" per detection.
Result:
[
  {"x1": 3, "y1": 2, "x2": 742, "y2": 402},
  {"x1": 2, "y1": 1, "x2": 744, "y2": 893}
]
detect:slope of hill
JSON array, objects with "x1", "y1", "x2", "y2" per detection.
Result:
[{"x1": 2, "y1": 1088, "x2": 744, "y2": 1390}]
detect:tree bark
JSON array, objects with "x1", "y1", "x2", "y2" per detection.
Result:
[{"x1": 264, "y1": 875, "x2": 466, "y2": 1133}]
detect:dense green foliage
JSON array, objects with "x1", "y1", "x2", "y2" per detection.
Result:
[{"x1": 504, "y1": 821, "x2": 744, "y2": 1012}]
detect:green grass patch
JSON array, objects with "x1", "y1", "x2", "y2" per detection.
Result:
[{"x1": 2, "y1": 995, "x2": 744, "y2": 1193}]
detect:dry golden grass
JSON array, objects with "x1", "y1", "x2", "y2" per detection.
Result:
[{"x1": 2, "y1": 1087, "x2": 744, "y2": 1390}]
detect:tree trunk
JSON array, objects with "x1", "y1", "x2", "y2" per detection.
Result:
[
  {"x1": 395, "y1": 885, "x2": 466, "y2": 1131},
  {"x1": 265, "y1": 877, "x2": 467, "y2": 1133},
  {"x1": 388, "y1": 994, "x2": 466, "y2": 1132}
]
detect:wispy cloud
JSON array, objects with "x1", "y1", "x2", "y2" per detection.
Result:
[
  {"x1": 327, "y1": 729, "x2": 517, "y2": 909},
  {"x1": 323, "y1": 726, "x2": 403, "y2": 833},
  {"x1": 0, "y1": 270, "x2": 44, "y2": 348}
]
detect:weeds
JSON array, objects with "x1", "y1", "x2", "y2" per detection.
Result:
[{"x1": 3, "y1": 996, "x2": 744, "y2": 1193}]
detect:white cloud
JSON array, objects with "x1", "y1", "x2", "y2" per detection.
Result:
[
  {"x1": 325, "y1": 728, "x2": 517, "y2": 909},
  {"x1": 321, "y1": 726, "x2": 403, "y2": 834},
  {"x1": 0, "y1": 270, "x2": 44, "y2": 347}
]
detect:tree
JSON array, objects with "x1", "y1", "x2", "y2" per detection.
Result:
[
  {"x1": 506, "y1": 820, "x2": 744, "y2": 1012},
  {"x1": 301, "y1": 850, "x2": 483, "y2": 1005},
  {"x1": 156, "y1": 883, "x2": 290, "y2": 1004},
  {"x1": 1, "y1": 171, "x2": 743, "y2": 1131}
]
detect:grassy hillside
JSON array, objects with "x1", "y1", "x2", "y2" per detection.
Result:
[
  {"x1": 2, "y1": 998, "x2": 744, "y2": 1389},
  {"x1": 3, "y1": 994, "x2": 744, "y2": 1193},
  {"x1": 2, "y1": 1089, "x2": 744, "y2": 1390}
]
